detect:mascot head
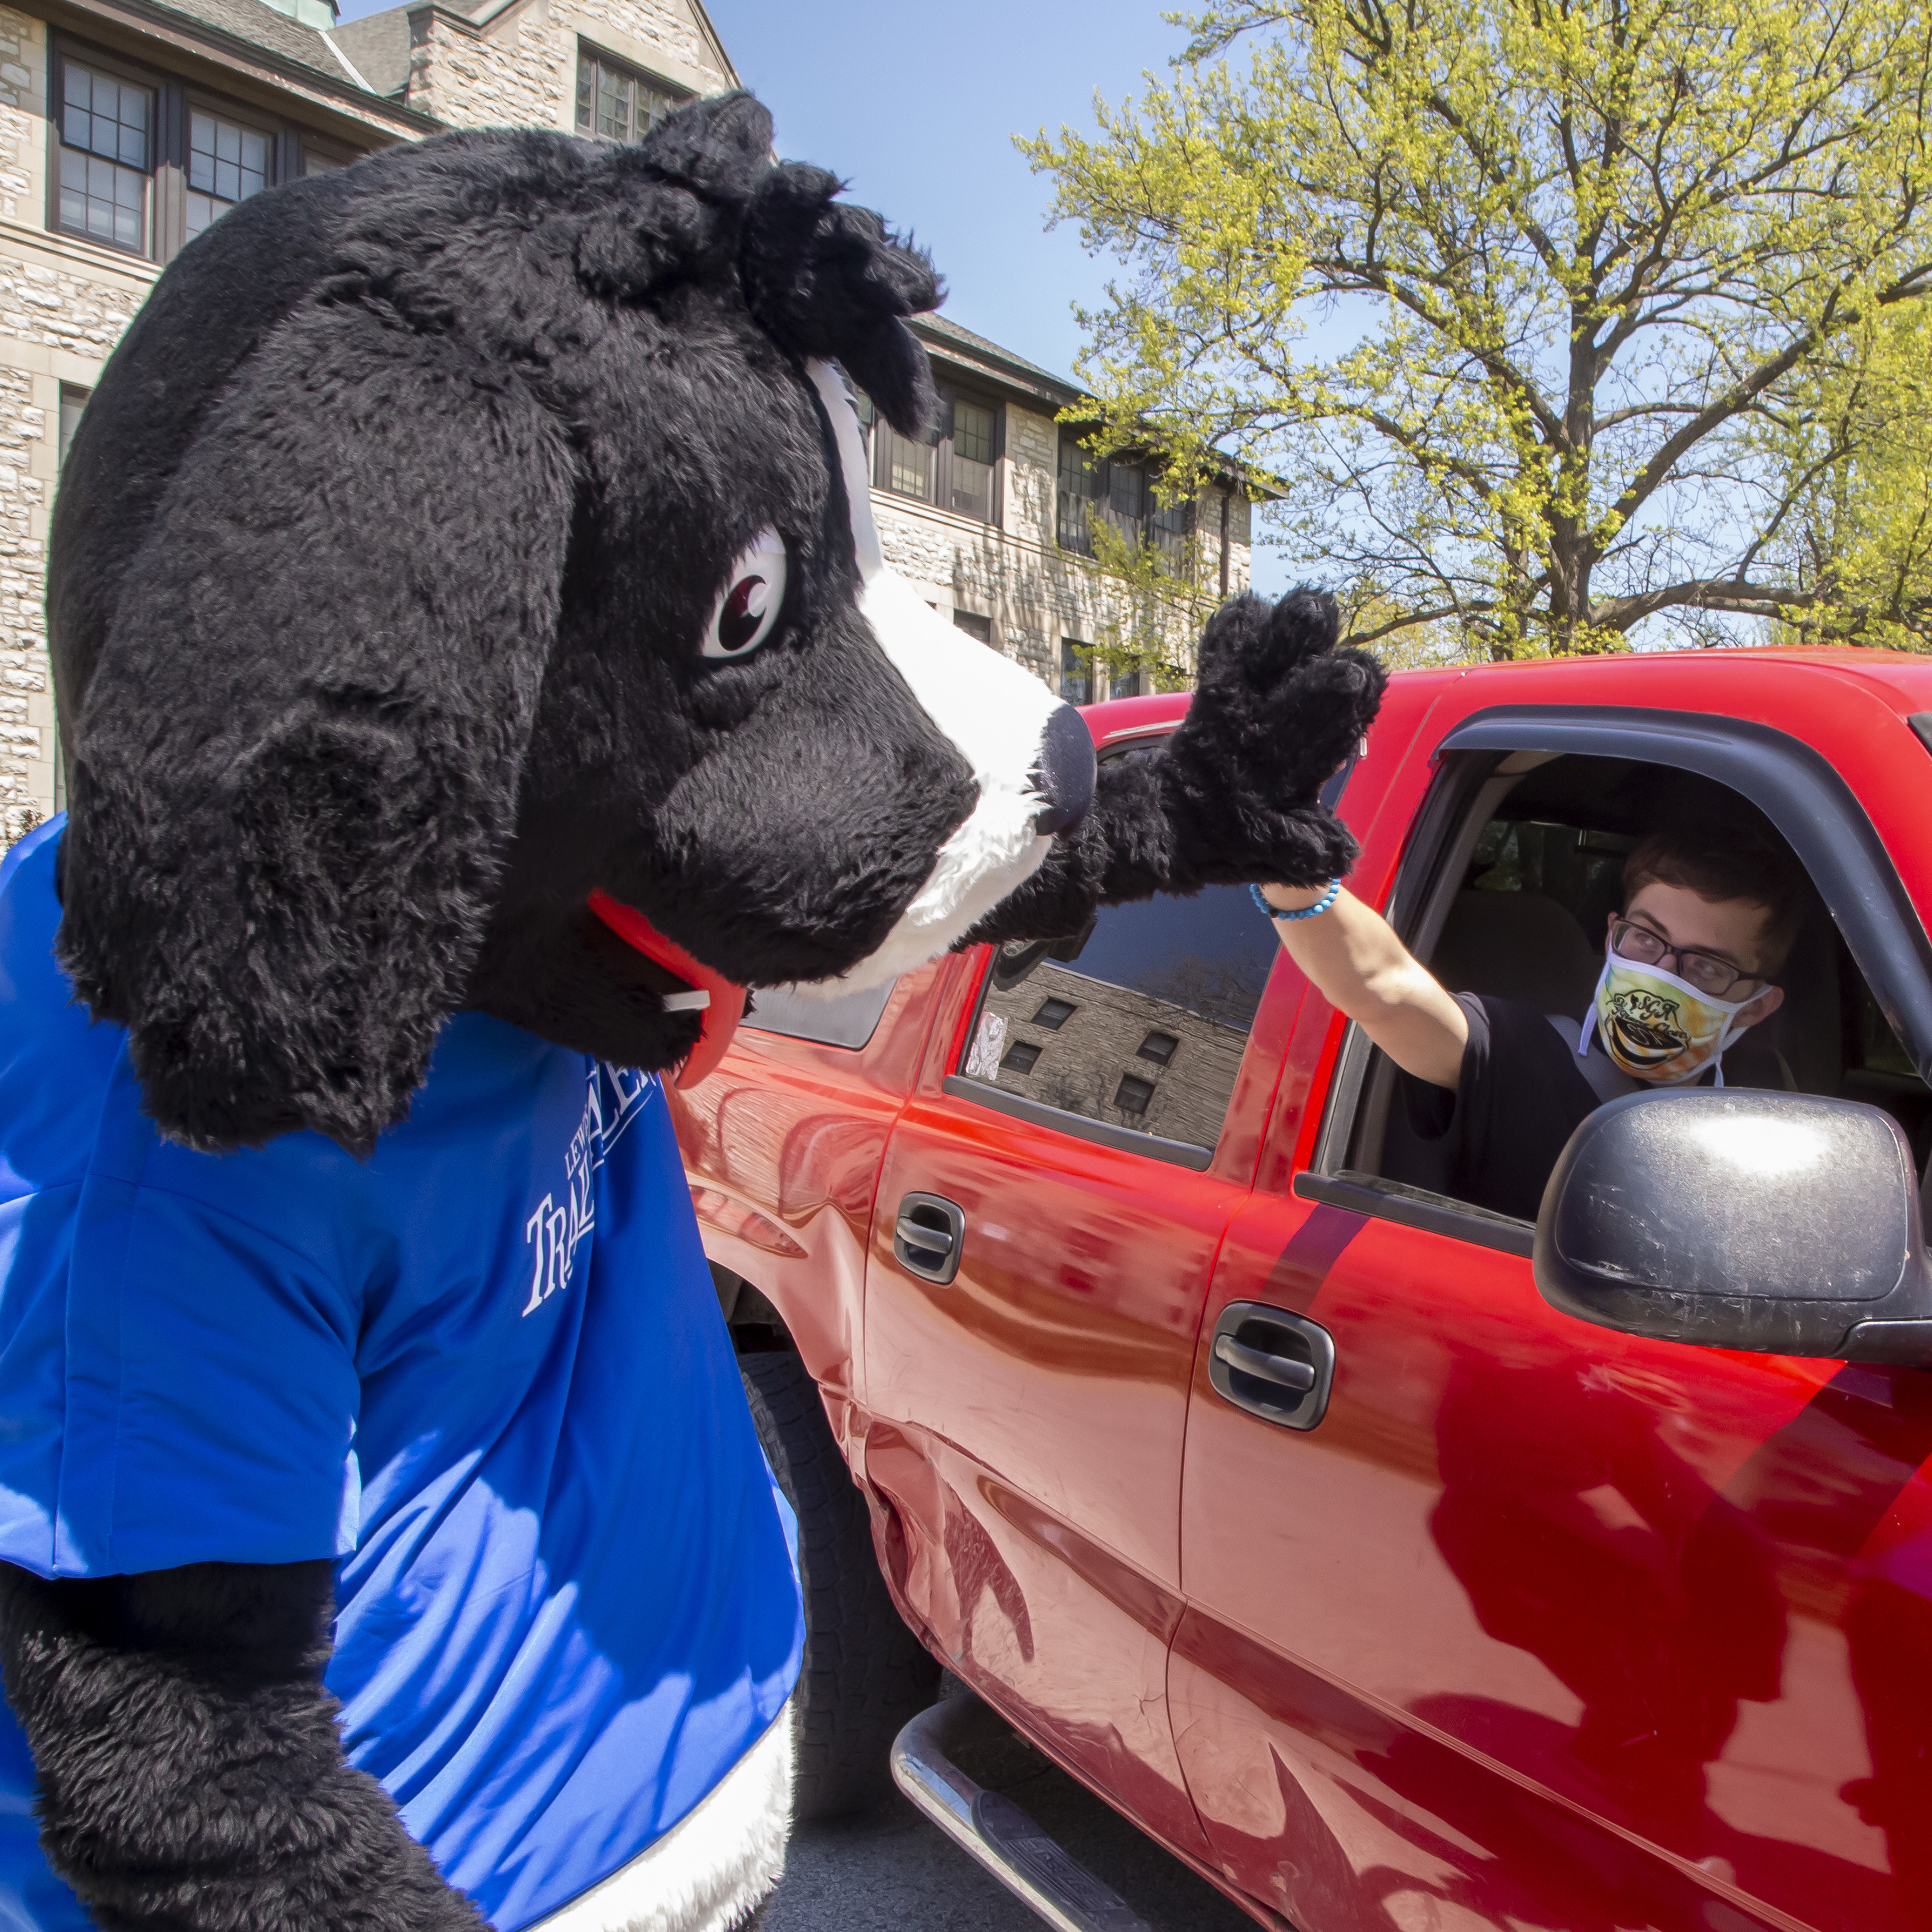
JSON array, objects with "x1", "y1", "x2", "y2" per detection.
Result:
[{"x1": 48, "y1": 94, "x2": 1091, "y2": 1154}]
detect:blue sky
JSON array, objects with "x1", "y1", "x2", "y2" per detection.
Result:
[
  {"x1": 324, "y1": 0, "x2": 1192, "y2": 382},
  {"x1": 329, "y1": 0, "x2": 1301, "y2": 587},
  {"x1": 700, "y1": 0, "x2": 1189, "y2": 389}
]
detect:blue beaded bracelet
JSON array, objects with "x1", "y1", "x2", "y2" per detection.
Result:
[{"x1": 1251, "y1": 880, "x2": 1342, "y2": 922}]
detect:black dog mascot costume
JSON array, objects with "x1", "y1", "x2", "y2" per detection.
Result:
[{"x1": 0, "y1": 93, "x2": 1383, "y2": 1932}]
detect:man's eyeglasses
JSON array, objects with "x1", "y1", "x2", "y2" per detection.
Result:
[{"x1": 1610, "y1": 919, "x2": 1756, "y2": 1000}]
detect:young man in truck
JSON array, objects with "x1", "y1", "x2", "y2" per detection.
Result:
[{"x1": 1258, "y1": 830, "x2": 1811, "y2": 1221}]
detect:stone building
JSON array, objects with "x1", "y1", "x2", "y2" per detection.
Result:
[
  {"x1": 0, "y1": 0, "x2": 734, "y2": 842},
  {"x1": 867, "y1": 314, "x2": 1253, "y2": 699},
  {"x1": 0, "y1": 0, "x2": 1245, "y2": 844},
  {"x1": 965, "y1": 957, "x2": 1256, "y2": 1153}
]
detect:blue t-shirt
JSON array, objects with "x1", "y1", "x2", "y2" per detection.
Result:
[{"x1": 0, "y1": 819, "x2": 802, "y2": 1932}]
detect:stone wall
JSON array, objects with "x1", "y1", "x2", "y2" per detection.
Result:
[
  {"x1": 407, "y1": 0, "x2": 730, "y2": 134},
  {"x1": 966, "y1": 959, "x2": 1251, "y2": 1152},
  {"x1": 0, "y1": 6, "x2": 172, "y2": 842},
  {"x1": 872, "y1": 394, "x2": 1254, "y2": 701}
]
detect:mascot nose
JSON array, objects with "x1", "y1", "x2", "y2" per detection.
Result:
[{"x1": 1031, "y1": 703, "x2": 1096, "y2": 838}]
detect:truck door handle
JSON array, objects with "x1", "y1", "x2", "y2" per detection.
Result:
[
  {"x1": 1212, "y1": 1334, "x2": 1316, "y2": 1393},
  {"x1": 894, "y1": 1192, "x2": 964, "y2": 1286},
  {"x1": 1207, "y1": 1301, "x2": 1335, "y2": 1431}
]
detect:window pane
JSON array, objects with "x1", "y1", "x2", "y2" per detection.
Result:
[
  {"x1": 1060, "y1": 638, "x2": 1092, "y2": 705},
  {"x1": 952, "y1": 398, "x2": 995, "y2": 465},
  {"x1": 60, "y1": 144, "x2": 146, "y2": 250},
  {"x1": 578, "y1": 49, "x2": 687, "y2": 142},
  {"x1": 189, "y1": 111, "x2": 267, "y2": 216},
  {"x1": 1058, "y1": 431, "x2": 1102, "y2": 497},
  {"x1": 951, "y1": 610, "x2": 992, "y2": 644},
  {"x1": 1150, "y1": 493, "x2": 1189, "y2": 562},
  {"x1": 1056, "y1": 488, "x2": 1091, "y2": 554},
  {"x1": 880, "y1": 424, "x2": 932, "y2": 501},
  {"x1": 58, "y1": 384, "x2": 90, "y2": 468},
  {"x1": 61, "y1": 61, "x2": 150, "y2": 174},
  {"x1": 1057, "y1": 432, "x2": 1102, "y2": 552},
  {"x1": 1111, "y1": 464, "x2": 1147, "y2": 519},
  {"x1": 597, "y1": 64, "x2": 626, "y2": 140},
  {"x1": 950, "y1": 453, "x2": 993, "y2": 520},
  {"x1": 958, "y1": 847, "x2": 1278, "y2": 1151}
]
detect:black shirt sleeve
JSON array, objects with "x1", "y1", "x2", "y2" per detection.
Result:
[{"x1": 1398, "y1": 994, "x2": 1605, "y2": 1222}]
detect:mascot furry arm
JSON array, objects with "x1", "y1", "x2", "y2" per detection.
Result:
[
  {"x1": 964, "y1": 586, "x2": 1382, "y2": 947},
  {"x1": 0, "y1": 91, "x2": 1382, "y2": 1932}
]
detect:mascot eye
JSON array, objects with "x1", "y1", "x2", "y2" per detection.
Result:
[{"x1": 703, "y1": 529, "x2": 789, "y2": 660}]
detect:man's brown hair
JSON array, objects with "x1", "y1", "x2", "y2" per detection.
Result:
[{"x1": 1621, "y1": 830, "x2": 1813, "y2": 975}]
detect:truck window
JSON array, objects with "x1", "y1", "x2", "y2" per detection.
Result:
[
  {"x1": 956, "y1": 878, "x2": 1277, "y2": 1157},
  {"x1": 1316, "y1": 749, "x2": 1932, "y2": 1243}
]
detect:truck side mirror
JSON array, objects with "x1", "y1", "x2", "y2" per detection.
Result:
[{"x1": 1533, "y1": 1089, "x2": 1932, "y2": 1364}]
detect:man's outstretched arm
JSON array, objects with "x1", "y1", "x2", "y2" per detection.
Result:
[
  {"x1": 0, "y1": 1559, "x2": 487, "y2": 1932},
  {"x1": 1259, "y1": 882, "x2": 1469, "y2": 1091}
]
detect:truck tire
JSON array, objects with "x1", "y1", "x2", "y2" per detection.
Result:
[{"x1": 740, "y1": 1348, "x2": 942, "y2": 1819}]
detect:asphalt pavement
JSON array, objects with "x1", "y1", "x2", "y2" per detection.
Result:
[{"x1": 764, "y1": 1694, "x2": 1258, "y2": 1932}]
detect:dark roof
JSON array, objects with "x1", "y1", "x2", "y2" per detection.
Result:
[
  {"x1": 69, "y1": 0, "x2": 440, "y2": 129},
  {"x1": 159, "y1": 0, "x2": 370, "y2": 88},
  {"x1": 329, "y1": 2, "x2": 410, "y2": 96},
  {"x1": 911, "y1": 312, "x2": 1077, "y2": 410}
]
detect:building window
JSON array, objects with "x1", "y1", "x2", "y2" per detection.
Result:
[
  {"x1": 51, "y1": 42, "x2": 357, "y2": 265},
  {"x1": 878, "y1": 417, "x2": 933, "y2": 501},
  {"x1": 58, "y1": 385, "x2": 90, "y2": 467},
  {"x1": 1057, "y1": 428, "x2": 1191, "y2": 563},
  {"x1": 1060, "y1": 638, "x2": 1095, "y2": 705},
  {"x1": 1138, "y1": 1031, "x2": 1179, "y2": 1065},
  {"x1": 1033, "y1": 997, "x2": 1076, "y2": 1030},
  {"x1": 576, "y1": 49, "x2": 688, "y2": 143},
  {"x1": 187, "y1": 110, "x2": 269, "y2": 239},
  {"x1": 952, "y1": 610, "x2": 992, "y2": 644},
  {"x1": 869, "y1": 383, "x2": 1003, "y2": 525},
  {"x1": 58, "y1": 59, "x2": 152, "y2": 252},
  {"x1": 1001, "y1": 1041, "x2": 1042, "y2": 1075},
  {"x1": 1113, "y1": 1073, "x2": 1156, "y2": 1117},
  {"x1": 947, "y1": 394, "x2": 997, "y2": 519}
]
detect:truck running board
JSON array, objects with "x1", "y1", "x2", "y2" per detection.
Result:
[{"x1": 890, "y1": 1696, "x2": 1153, "y2": 1932}]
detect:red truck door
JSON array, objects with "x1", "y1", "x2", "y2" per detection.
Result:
[
  {"x1": 1170, "y1": 661, "x2": 1932, "y2": 1932},
  {"x1": 857, "y1": 764, "x2": 1295, "y2": 1865}
]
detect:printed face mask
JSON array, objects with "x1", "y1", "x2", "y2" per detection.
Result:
[{"x1": 1578, "y1": 943, "x2": 1761, "y2": 1087}]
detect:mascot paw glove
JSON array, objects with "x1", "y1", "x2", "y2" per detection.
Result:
[{"x1": 1161, "y1": 587, "x2": 1388, "y2": 889}]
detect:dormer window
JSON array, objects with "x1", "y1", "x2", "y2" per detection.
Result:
[{"x1": 576, "y1": 49, "x2": 689, "y2": 144}]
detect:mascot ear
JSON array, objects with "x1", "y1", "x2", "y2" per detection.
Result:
[
  {"x1": 738, "y1": 163, "x2": 942, "y2": 436},
  {"x1": 55, "y1": 301, "x2": 575, "y2": 1156}
]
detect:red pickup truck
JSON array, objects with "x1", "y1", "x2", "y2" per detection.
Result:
[{"x1": 671, "y1": 647, "x2": 1932, "y2": 1932}]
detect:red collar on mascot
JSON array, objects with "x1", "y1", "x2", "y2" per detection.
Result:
[{"x1": 586, "y1": 891, "x2": 747, "y2": 1089}]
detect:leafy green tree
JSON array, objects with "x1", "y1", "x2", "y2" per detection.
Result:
[
  {"x1": 1080, "y1": 509, "x2": 1228, "y2": 689},
  {"x1": 1024, "y1": 0, "x2": 1932, "y2": 657},
  {"x1": 1761, "y1": 304, "x2": 1932, "y2": 647}
]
